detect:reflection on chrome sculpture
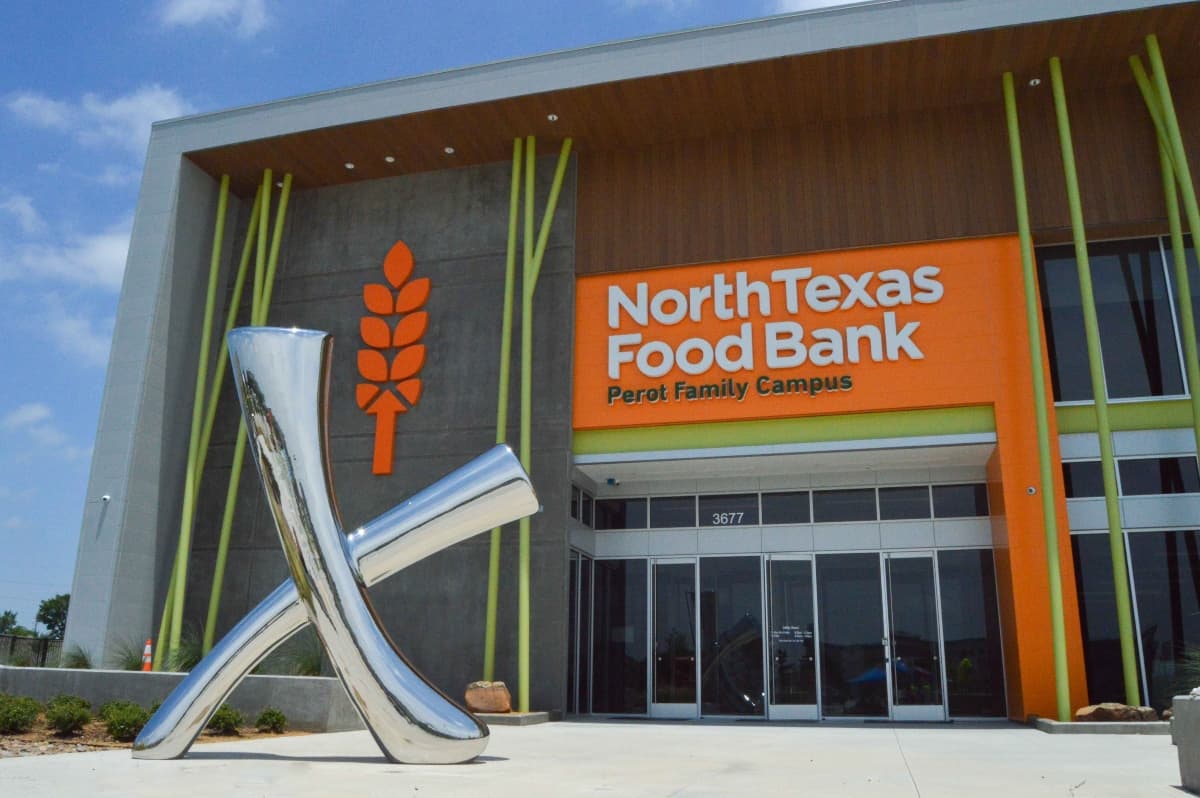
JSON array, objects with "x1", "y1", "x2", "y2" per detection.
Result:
[{"x1": 133, "y1": 328, "x2": 538, "y2": 763}]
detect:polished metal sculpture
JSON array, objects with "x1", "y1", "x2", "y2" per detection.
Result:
[{"x1": 133, "y1": 327, "x2": 538, "y2": 763}]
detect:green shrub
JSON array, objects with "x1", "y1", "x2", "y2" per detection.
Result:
[
  {"x1": 0, "y1": 694, "x2": 42, "y2": 733},
  {"x1": 254, "y1": 707, "x2": 287, "y2": 734},
  {"x1": 45, "y1": 695, "x2": 91, "y2": 735},
  {"x1": 101, "y1": 701, "x2": 149, "y2": 742},
  {"x1": 61, "y1": 644, "x2": 92, "y2": 670},
  {"x1": 108, "y1": 639, "x2": 148, "y2": 671},
  {"x1": 207, "y1": 704, "x2": 244, "y2": 735}
]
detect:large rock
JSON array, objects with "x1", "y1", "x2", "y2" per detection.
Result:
[
  {"x1": 465, "y1": 681, "x2": 511, "y2": 713},
  {"x1": 1074, "y1": 702, "x2": 1158, "y2": 722}
]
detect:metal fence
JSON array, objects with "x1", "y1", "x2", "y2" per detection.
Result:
[{"x1": 0, "y1": 635, "x2": 62, "y2": 667}]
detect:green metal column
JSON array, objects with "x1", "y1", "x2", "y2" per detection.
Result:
[
  {"x1": 516, "y1": 136, "x2": 573, "y2": 712},
  {"x1": 203, "y1": 174, "x2": 293, "y2": 652},
  {"x1": 1132, "y1": 38, "x2": 1200, "y2": 465},
  {"x1": 1001, "y1": 73, "x2": 1072, "y2": 721},
  {"x1": 1048, "y1": 57, "x2": 1140, "y2": 707},
  {"x1": 166, "y1": 174, "x2": 230, "y2": 659},
  {"x1": 484, "y1": 139, "x2": 523, "y2": 681}
]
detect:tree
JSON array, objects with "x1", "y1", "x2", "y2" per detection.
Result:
[
  {"x1": 0, "y1": 609, "x2": 16, "y2": 635},
  {"x1": 36, "y1": 593, "x2": 69, "y2": 639}
]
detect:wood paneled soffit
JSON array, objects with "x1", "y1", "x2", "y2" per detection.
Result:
[{"x1": 187, "y1": 5, "x2": 1199, "y2": 196}]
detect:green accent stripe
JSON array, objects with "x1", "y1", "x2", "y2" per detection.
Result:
[
  {"x1": 1056, "y1": 399, "x2": 1194, "y2": 434},
  {"x1": 573, "y1": 405, "x2": 996, "y2": 456}
]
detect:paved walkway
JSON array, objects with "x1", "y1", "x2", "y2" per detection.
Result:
[{"x1": 0, "y1": 720, "x2": 1180, "y2": 797}]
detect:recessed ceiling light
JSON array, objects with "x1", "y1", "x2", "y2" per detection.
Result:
[
  {"x1": 443, "y1": 146, "x2": 455, "y2": 155},
  {"x1": 344, "y1": 162, "x2": 355, "y2": 170},
  {"x1": 1029, "y1": 78, "x2": 1041, "y2": 87},
  {"x1": 384, "y1": 156, "x2": 396, "y2": 163},
  {"x1": 547, "y1": 113, "x2": 559, "y2": 122}
]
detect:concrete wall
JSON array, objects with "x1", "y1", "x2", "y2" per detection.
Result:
[
  {"x1": 182, "y1": 156, "x2": 577, "y2": 713},
  {"x1": 64, "y1": 157, "x2": 242, "y2": 667},
  {"x1": 0, "y1": 665, "x2": 361, "y2": 732}
]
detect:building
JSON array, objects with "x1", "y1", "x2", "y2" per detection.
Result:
[{"x1": 64, "y1": 0, "x2": 1200, "y2": 723}]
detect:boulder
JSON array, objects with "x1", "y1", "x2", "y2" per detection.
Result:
[
  {"x1": 1074, "y1": 702, "x2": 1158, "y2": 722},
  {"x1": 465, "y1": 681, "x2": 512, "y2": 713}
]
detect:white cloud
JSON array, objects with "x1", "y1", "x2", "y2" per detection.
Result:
[
  {"x1": 6, "y1": 93, "x2": 71, "y2": 129},
  {"x1": 160, "y1": 0, "x2": 269, "y2": 37},
  {"x1": 3, "y1": 517, "x2": 27, "y2": 530},
  {"x1": 0, "y1": 219, "x2": 130, "y2": 291},
  {"x1": 0, "y1": 194, "x2": 45, "y2": 235},
  {"x1": 38, "y1": 293, "x2": 115, "y2": 368},
  {"x1": 94, "y1": 165, "x2": 140, "y2": 187},
  {"x1": 2, "y1": 403, "x2": 52, "y2": 430},
  {"x1": 1, "y1": 402, "x2": 93, "y2": 462},
  {"x1": 6, "y1": 85, "x2": 194, "y2": 155}
]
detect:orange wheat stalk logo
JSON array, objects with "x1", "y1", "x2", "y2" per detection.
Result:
[{"x1": 357, "y1": 240, "x2": 429, "y2": 475}]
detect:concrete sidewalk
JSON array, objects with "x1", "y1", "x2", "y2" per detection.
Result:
[{"x1": 0, "y1": 720, "x2": 1179, "y2": 797}]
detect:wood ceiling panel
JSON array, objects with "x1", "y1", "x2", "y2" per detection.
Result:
[{"x1": 186, "y1": 5, "x2": 1200, "y2": 197}]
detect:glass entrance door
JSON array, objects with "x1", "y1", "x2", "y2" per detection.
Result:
[
  {"x1": 766, "y1": 556, "x2": 818, "y2": 720},
  {"x1": 651, "y1": 559, "x2": 697, "y2": 717},
  {"x1": 817, "y1": 553, "x2": 889, "y2": 718},
  {"x1": 700, "y1": 556, "x2": 765, "y2": 716},
  {"x1": 886, "y1": 553, "x2": 947, "y2": 721}
]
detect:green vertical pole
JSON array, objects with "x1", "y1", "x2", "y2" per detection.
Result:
[
  {"x1": 204, "y1": 175, "x2": 292, "y2": 652},
  {"x1": 155, "y1": 185, "x2": 262, "y2": 670},
  {"x1": 195, "y1": 186, "x2": 264, "y2": 484},
  {"x1": 1048, "y1": 57, "x2": 1140, "y2": 707},
  {"x1": 1142, "y1": 37, "x2": 1200, "y2": 462},
  {"x1": 516, "y1": 137, "x2": 573, "y2": 712},
  {"x1": 517, "y1": 136, "x2": 536, "y2": 713},
  {"x1": 167, "y1": 175, "x2": 230, "y2": 659},
  {"x1": 1135, "y1": 74, "x2": 1200, "y2": 465},
  {"x1": 484, "y1": 139, "x2": 523, "y2": 681},
  {"x1": 1002, "y1": 73, "x2": 1072, "y2": 721}
]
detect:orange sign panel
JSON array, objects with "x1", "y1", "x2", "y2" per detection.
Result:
[
  {"x1": 573, "y1": 237, "x2": 1023, "y2": 429},
  {"x1": 357, "y1": 240, "x2": 429, "y2": 475}
]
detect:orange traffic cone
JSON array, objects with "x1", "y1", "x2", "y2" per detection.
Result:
[{"x1": 141, "y1": 639, "x2": 153, "y2": 672}]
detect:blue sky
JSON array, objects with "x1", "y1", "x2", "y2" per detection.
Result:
[{"x1": 0, "y1": 0, "x2": 863, "y2": 630}]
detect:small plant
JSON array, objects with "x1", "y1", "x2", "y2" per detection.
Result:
[
  {"x1": 46, "y1": 694, "x2": 92, "y2": 735},
  {"x1": 61, "y1": 644, "x2": 92, "y2": 670},
  {"x1": 0, "y1": 694, "x2": 42, "y2": 733},
  {"x1": 108, "y1": 639, "x2": 148, "y2": 671},
  {"x1": 100, "y1": 700, "x2": 150, "y2": 742},
  {"x1": 254, "y1": 707, "x2": 288, "y2": 734},
  {"x1": 207, "y1": 704, "x2": 244, "y2": 735},
  {"x1": 165, "y1": 630, "x2": 203, "y2": 672}
]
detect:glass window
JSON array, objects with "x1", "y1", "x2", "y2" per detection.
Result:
[
  {"x1": 581, "y1": 492, "x2": 594, "y2": 528},
  {"x1": 932, "y1": 484, "x2": 989, "y2": 518},
  {"x1": 1063, "y1": 461, "x2": 1104, "y2": 498},
  {"x1": 937, "y1": 549, "x2": 1006, "y2": 716},
  {"x1": 878, "y1": 486, "x2": 931, "y2": 520},
  {"x1": 761, "y1": 491, "x2": 810, "y2": 525},
  {"x1": 1038, "y1": 239, "x2": 1184, "y2": 401},
  {"x1": 1072, "y1": 534, "x2": 1129, "y2": 706},
  {"x1": 591, "y1": 559, "x2": 648, "y2": 714},
  {"x1": 1129, "y1": 530, "x2": 1200, "y2": 712},
  {"x1": 594, "y1": 498, "x2": 647, "y2": 530},
  {"x1": 1119, "y1": 457, "x2": 1200, "y2": 495},
  {"x1": 649, "y1": 496, "x2": 695, "y2": 528},
  {"x1": 570, "y1": 486, "x2": 580, "y2": 520},
  {"x1": 768, "y1": 559, "x2": 816, "y2": 706},
  {"x1": 699, "y1": 493, "x2": 759, "y2": 527},
  {"x1": 812, "y1": 489, "x2": 876, "y2": 523}
]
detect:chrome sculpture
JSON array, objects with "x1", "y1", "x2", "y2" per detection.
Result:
[{"x1": 133, "y1": 327, "x2": 538, "y2": 762}]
